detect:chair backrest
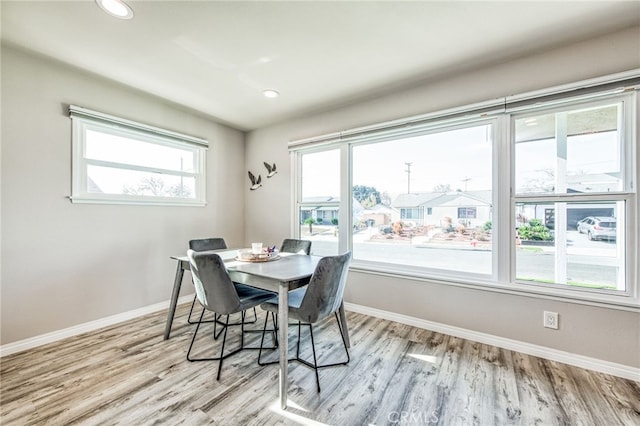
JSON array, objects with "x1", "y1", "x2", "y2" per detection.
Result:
[
  {"x1": 297, "y1": 251, "x2": 352, "y2": 323},
  {"x1": 187, "y1": 250, "x2": 242, "y2": 315},
  {"x1": 280, "y1": 238, "x2": 312, "y2": 255},
  {"x1": 189, "y1": 237, "x2": 227, "y2": 252}
]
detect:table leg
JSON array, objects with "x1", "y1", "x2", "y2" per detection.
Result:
[
  {"x1": 338, "y1": 300, "x2": 351, "y2": 348},
  {"x1": 278, "y1": 281, "x2": 289, "y2": 410},
  {"x1": 164, "y1": 260, "x2": 186, "y2": 340}
]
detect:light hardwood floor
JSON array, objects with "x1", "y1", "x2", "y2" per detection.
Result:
[{"x1": 1, "y1": 303, "x2": 639, "y2": 425}]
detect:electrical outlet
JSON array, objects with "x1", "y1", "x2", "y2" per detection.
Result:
[{"x1": 543, "y1": 311, "x2": 559, "y2": 329}]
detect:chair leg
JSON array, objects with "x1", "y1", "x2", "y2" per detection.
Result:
[
  {"x1": 189, "y1": 296, "x2": 255, "y2": 330},
  {"x1": 186, "y1": 308, "x2": 206, "y2": 361},
  {"x1": 296, "y1": 321, "x2": 302, "y2": 359},
  {"x1": 187, "y1": 311, "x2": 244, "y2": 369},
  {"x1": 287, "y1": 313, "x2": 351, "y2": 392},
  {"x1": 188, "y1": 296, "x2": 225, "y2": 327},
  {"x1": 216, "y1": 315, "x2": 230, "y2": 380},
  {"x1": 334, "y1": 312, "x2": 351, "y2": 364},
  {"x1": 308, "y1": 324, "x2": 321, "y2": 393},
  {"x1": 187, "y1": 294, "x2": 199, "y2": 324},
  {"x1": 258, "y1": 312, "x2": 269, "y2": 365},
  {"x1": 214, "y1": 313, "x2": 222, "y2": 340},
  {"x1": 258, "y1": 312, "x2": 280, "y2": 366},
  {"x1": 271, "y1": 312, "x2": 278, "y2": 346}
]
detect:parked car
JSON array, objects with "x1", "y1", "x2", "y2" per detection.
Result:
[{"x1": 576, "y1": 216, "x2": 617, "y2": 241}]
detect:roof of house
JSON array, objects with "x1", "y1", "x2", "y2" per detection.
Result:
[
  {"x1": 361, "y1": 204, "x2": 398, "y2": 215},
  {"x1": 392, "y1": 190, "x2": 492, "y2": 208},
  {"x1": 392, "y1": 192, "x2": 444, "y2": 208}
]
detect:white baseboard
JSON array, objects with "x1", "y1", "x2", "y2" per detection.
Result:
[
  {"x1": 0, "y1": 295, "x2": 193, "y2": 358},
  {"x1": 343, "y1": 302, "x2": 640, "y2": 382}
]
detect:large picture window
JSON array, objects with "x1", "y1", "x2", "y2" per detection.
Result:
[
  {"x1": 291, "y1": 77, "x2": 637, "y2": 305},
  {"x1": 70, "y1": 106, "x2": 207, "y2": 206},
  {"x1": 350, "y1": 122, "x2": 494, "y2": 276}
]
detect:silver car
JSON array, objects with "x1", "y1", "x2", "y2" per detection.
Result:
[{"x1": 576, "y1": 216, "x2": 617, "y2": 241}]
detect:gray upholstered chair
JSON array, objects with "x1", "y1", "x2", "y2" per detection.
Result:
[
  {"x1": 280, "y1": 238, "x2": 312, "y2": 255},
  {"x1": 280, "y1": 238, "x2": 313, "y2": 290},
  {"x1": 188, "y1": 237, "x2": 259, "y2": 338},
  {"x1": 258, "y1": 251, "x2": 352, "y2": 392},
  {"x1": 187, "y1": 238, "x2": 228, "y2": 324},
  {"x1": 186, "y1": 249, "x2": 276, "y2": 380}
]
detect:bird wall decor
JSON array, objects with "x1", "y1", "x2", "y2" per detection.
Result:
[
  {"x1": 248, "y1": 171, "x2": 262, "y2": 190},
  {"x1": 264, "y1": 162, "x2": 277, "y2": 178}
]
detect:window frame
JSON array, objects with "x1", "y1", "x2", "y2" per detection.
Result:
[
  {"x1": 509, "y1": 93, "x2": 636, "y2": 299},
  {"x1": 290, "y1": 76, "x2": 639, "y2": 308},
  {"x1": 70, "y1": 106, "x2": 207, "y2": 206},
  {"x1": 293, "y1": 146, "x2": 342, "y2": 256}
]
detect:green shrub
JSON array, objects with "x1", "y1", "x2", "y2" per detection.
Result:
[{"x1": 518, "y1": 219, "x2": 552, "y2": 241}]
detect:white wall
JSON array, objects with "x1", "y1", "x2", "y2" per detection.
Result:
[
  {"x1": 0, "y1": 45, "x2": 246, "y2": 344},
  {"x1": 245, "y1": 27, "x2": 640, "y2": 368}
]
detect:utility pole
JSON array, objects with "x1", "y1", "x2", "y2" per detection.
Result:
[
  {"x1": 462, "y1": 177, "x2": 471, "y2": 192},
  {"x1": 405, "y1": 162, "x2": 412, "y2": 194}
]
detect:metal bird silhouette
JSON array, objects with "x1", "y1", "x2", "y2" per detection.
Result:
[
  {"x1": 263, "y1": 162, "x2": 277, "y2": 178},
  {"x1": 248, "y1": 171, "x2": 262, "y2": 190}
]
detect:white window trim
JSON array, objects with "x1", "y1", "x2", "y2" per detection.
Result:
[
  {"x1": 69, "y1": 106, "x2": 207, "y2": 206},
  {"x1": 290, "y1": 72, "x2": 640, "y2": 310}
]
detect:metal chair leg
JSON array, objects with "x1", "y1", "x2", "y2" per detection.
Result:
[
  {"x1": 334, "y1": 312, "x2": 351, "y2": 364},
  {"x1": 308, "y1": 323, "x2": 321, "y2": 393},
  {"x1": 216, "y1": 315, "x2": 230, "y2": 380},
  {"x1": 188, "y1": 296, "x2": 257, "y2": 328},
  {"x1": 258, "y1": 312, "x2": 280, "y2": 366},
  {"x1": 296, "y1": 321, "x2": 302, "y2": 358},
  {"x1": 187, "y1": 294, "x2": 200, "y2": 324},
  {"x1": 186, "y1": 308, "x2": 206, "y2": 360},
  {"x1": 273, "y1": 313, "x2": 351, "y2": 392},
  {"x1": 187, "y1": 312, "x2": 245, "y2": 381}
]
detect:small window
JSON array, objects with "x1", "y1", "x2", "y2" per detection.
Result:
[
  {"x1": 458, "y1": 207, "x2": 477, "y2": 219},
  {"x1": 70, "y1": 106, "x2": 207, "y2": 206}
]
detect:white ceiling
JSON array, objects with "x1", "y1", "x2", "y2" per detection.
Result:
[{"x1": 2, "y1": 1, "x2": 639, "y2": 131}]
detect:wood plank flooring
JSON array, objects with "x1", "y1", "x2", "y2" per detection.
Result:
[{"x1": 1, "y1": 303, "x2": 639, "y2": 425}]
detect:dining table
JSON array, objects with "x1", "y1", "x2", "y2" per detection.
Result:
[{"x1": 164, "y1": 249, "x2": 351, "y2": 410}]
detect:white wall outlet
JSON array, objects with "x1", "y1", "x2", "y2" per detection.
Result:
[{"x1": 543, "y1": 311, "x2": 559, "y2": 329}]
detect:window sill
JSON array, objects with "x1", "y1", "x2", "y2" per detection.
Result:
[{"x1": 69, "y1": 195, "x2": 206, "y2": 207}]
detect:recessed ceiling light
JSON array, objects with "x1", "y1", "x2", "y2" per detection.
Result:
[
  {"x1": 96, "y1": 0, "x2": 134, "y2": 19},
  {"x1": 263, "y1": 89, "x2": 279, "y2": 99}
]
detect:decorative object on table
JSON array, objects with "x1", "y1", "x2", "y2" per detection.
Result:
[
  {"x1": 264, "y1": 161, "x2": 277, "y2": 178},
  {"x1": 251, "y1": 242, "x2": 263, "y2": 254},
  {"x1": 248, "y1": 171, "x2": 262, "y2": 190},
  {"x1": 236, "y1": 246, "x2": 280, "y2": 262}
]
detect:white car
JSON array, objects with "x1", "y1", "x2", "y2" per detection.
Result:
[{"x1": 576, "y1": 216, "x2": 616, "y2": 241}]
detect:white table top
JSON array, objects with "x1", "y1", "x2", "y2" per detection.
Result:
[
  {"x1": 172, "y1": 250, "x2": 320, "y2": 282},
  {"x1": 229, "y1": 253, "x2": 320, "y2": 282}
]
